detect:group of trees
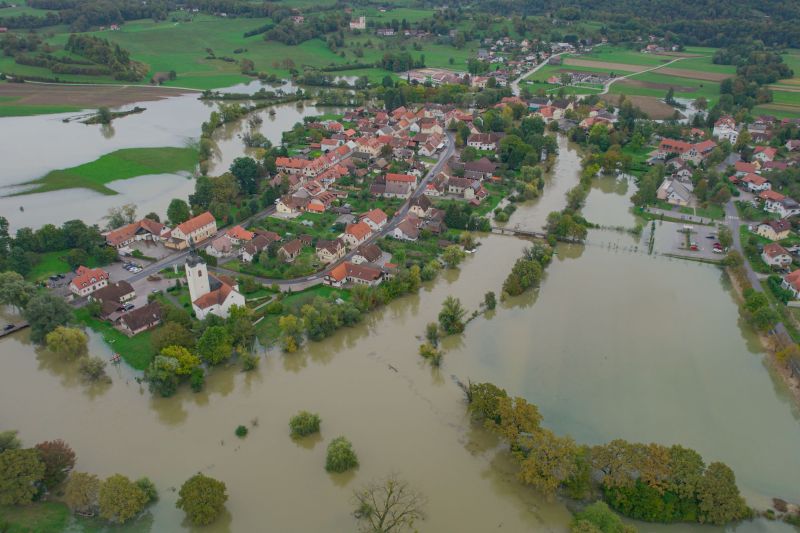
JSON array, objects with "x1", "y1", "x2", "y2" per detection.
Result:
[
  {"x1": 0, "y1": 216, "x2": 116, "y2": 278},
  {"x1": 466, "y1": 382, "x2": 751, "y2": 526},
  {"x1": 503, "y1": 243, "x2": 552, "y2": 297},
  {"x1": 145, "y1": 304, "x2": 256, "y2": 396}
]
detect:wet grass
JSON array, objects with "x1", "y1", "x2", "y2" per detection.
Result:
[
  {"x1": 0, "y1": 94, "x2": 83, "y2": 117},
  {"x1": 254, "y1": 284, "x2": 350, "y2": 344},
  {"x1": 75, "y1": 307, "x2": 156, "y2": 370},
  {"x1": 16, "y1": 147, "x2": 198, "y2": 196},
  {"x1": 0, "y1": 502, "x2": 70, "y2": 533}
]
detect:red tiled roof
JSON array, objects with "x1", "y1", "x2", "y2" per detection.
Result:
[
  {"x1": 386, "y1": 173, "x2": 416, "y2": 183},
  {"x1": 346, "y1": 221, "x2": 372, "y2": 240},
  {"x1": 176, "y1": 211, "x2": 215, "y2": 236},
  {"x1": 70, "y1": 266, "x2": 109, "y2": 290}
]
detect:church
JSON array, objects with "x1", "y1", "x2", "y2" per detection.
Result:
[{"x1": 185, "y1": 253, "x2": 245, "y2": 320}]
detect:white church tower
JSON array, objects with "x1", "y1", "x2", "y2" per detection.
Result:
[{"x1": 185, "y1": 253, "x2": 210, "y2": 303}]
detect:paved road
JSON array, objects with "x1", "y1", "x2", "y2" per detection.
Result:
[
  {"x1": 725, "y1": 199, "x2": 792, "y2": 342},
  {"x1": 510, "y1": 53, "x2": 565, "y2": 97},
  {"x1": 141, "y1": 132, "x2": 456, "y2": 291}
]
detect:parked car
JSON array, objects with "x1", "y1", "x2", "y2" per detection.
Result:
[
  {"x1": 689, "y1": 244, "x2": 698, "y2": 251},
  {"x1": 4, "y1": 324, "x2": 14, "y2": 331},
  {"x1": 123, "y1": 303, "x2": 135, "y2": 311}
]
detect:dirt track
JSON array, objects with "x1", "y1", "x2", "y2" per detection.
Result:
[
  {"x1": 0, "y1": 83, "x2": 196, "y2": 107},
  {"x1": 563, "y1": 58, "x2": 648, "y2": 73},
  {"x1": 600, "y1": 93, "x2": 678, "y2": 119},
  {"x1": 655, "y1": 68, "x2": 731, "y2": 82}
]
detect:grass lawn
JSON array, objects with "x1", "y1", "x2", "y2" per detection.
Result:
[
  {"x1": 25, "y1": 250, "x2": 101, "y2": 282},
  {"x1": 75, "y1": 307, "x2": 156, "y2": 370},
  {"x1": 0, "y1": 502, "x2": 70, "y2": 533},
  {"x1": 18, "y1": 147, "x2": 198, "y2": 196},
  {"x1": 0, "y1": 94, "x2": 83, "y2": 117}
]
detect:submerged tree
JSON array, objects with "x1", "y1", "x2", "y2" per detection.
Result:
[{"x1": 353, "y1": 474, "x2": 426, "y2": 533}]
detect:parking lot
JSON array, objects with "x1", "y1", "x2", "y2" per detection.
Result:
[
  {"x1": 650, "y1": 221, "x2": 726, "y2": 261},
  {"x1": 126, "y1": 240, "x2": 173, "y2": 260}
]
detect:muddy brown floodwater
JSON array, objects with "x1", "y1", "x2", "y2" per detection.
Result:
[{"x1": 2, "y1": 135, "x2": 800, "y2": 532}]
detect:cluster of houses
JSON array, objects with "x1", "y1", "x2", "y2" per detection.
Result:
[
  {"x1": 546, "y1": 70, "x2": 613, "y2": 86},
  {"x1": 103, "y1": 211, "x2": 219, "y2": 254}
]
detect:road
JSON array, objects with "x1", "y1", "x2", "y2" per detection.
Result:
[
  {"x1": 509, "y1": 53, "x2": 565, "y2": 97},
  {"x1": 724, "y1": 199, "x2": 792, "y2": 343},
  {"x1": 129, "y1": 132, "x2": 456, "y2": 290}
]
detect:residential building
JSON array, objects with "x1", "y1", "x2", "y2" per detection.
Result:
[
  {"x1": 464, "y1": 157, "x2": 497, "y2": 180},
  {"x1": 104, "y1": 218, "x2": 166, "y2": 250},
  {"x1": 225, "y1": 225, "x2": 254, "y2": 245},
  {"x1": 741, "y1": 173, "x2": 771, "y2": 192},
  {"x1": 409, "y1": 195, "x2": 432, "y2": 218},
  {"x1": 241, "y1": 234, "x2": 276, "y2": 263},
  {"x1": 343, "y1": 221, "x2": 372, "y2": 248},
  {"x1": 89, "y1": 281, "x2": 135, "y2": 305},
  {"x1": 278, "y1": 238, "x2": 303, "y2": 263},
  {"x1": 117, "y1": 302, "x2": 162, "y2": 336},
  {"x1": 205, "y1": 235, "x2": 235, "y2": 258},
  {"x1": 361, "y1": 208, "x2": 388, "y2": 231},
  {"x1": 352, "y1": 243, "x2": 383, "y2": 265},
  {"x1": 764, "y1": 194, "x2": 800, "y2": 218},
  {"x1": 165, "y1": 211, "x2": 217, "y2": 250},
  {"x1": 383, "y1": 173, "x2": 417, "y2": 198},
  {"x1": 712, "y1": 116, "x2": 738, "y2": 144},
  {"x1": 762, "y1": 243, "x2": 793, "y2": 268},
  {"x1": 756, "y1": 219, "x2": 792, "y2": 241},
  {"x1": 325, "y1": 261, "x2": 384, "y2": 287},
  {"x1": 315, "y1": 239, "x2": 346, "y2": 264},
  {"x1": 349, "y1": 16, "x2": 366, "y2": 30},
  {"x1": 656, "y1": 178, "x2": 693, "y2": 206},
  {"x1": 392, "y1": 216, "x2": 420, "y2": 241},
  {"x1": 754, "y1": 146, "x2": 777, "y2": 163},
  {"x1": 69, "y1": 266, "x2": 109, "y2": 297},
  {"x1": 467, "y1": 133, "x2": 504, "y2": 151},
  {"x1": 782, "y1": 269, "x2": 800, "y2": 298}
]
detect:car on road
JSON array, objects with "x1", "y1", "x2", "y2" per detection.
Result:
[
  {"x1": 689, "y1": 244, "x2": 698, "y2": 251},
  {"x1": 4, "y1": 324, "x2": 14, "y2": 331},
  {"x1": 123, "y1": 303, "x2": 135, "y2": 311}
]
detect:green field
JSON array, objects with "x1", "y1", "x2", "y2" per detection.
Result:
[
  {"x1": 0, "y1": 93, "x2": 82, "y2": 116},
  {"x1": 254, "y1": 284, "x2": 350, "y2": 344},
  {"x1": 18, "y1": 146, "x2": 198, "y2": 196},
  {"x1": 0, "y1": 502, "x2": 70, "y2": 533},
  {"x1": 568, "y1": 45, "x2": 668, "y2": 67},
  {"x1": 25, "y1": 249, "x2": 104, "y2": 282}
]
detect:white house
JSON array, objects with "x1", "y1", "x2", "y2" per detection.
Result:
[
  {"x1": 762, "y1": 243, "x2": 793, "y2": 268},
  {"x1": 69, "y1": 266, "x2": 109, "y2": 297},
  {"x1": 360, "y1": 208, "x2": 388, "y2": 231},
  {"x1": 712, "y1": 116, "x2": 738, "y2": 144}
]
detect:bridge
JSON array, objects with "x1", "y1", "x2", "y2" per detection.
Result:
[{"x1": 490, "y1": 224, "x2": 548, "y2": 239}]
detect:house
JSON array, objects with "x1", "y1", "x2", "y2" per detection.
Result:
[
  {"x1": 754, "y1": 146, "x2": 777, "y2": 163},
  {"x1": 756, "y1": 219, "x2": 792, "y2": 241},
  {"x1": 205, "y1": 235, "x2": 235, "y2": 258},
  {"x1": 343, "y1": 221, "x2": 373, "y2": 248},
  {"x1": 278, "y1": 238, "x2": 303, "y2": 263},
  {"x1": 241, "y1": 234, "x2": 275, "y2": 262},
  {"x1": 409, "y1": 195, "x2": 432, "y2": 218},
  {"x1": 225, "y1": 225, "x2": 254, "y2": 245},
  {"x1": 734, "y1": 161, "x2": 758, "y2": 176},
  {"x1": 324, "y1": 261, "x2": 384, "y2": 287},
  {"x1": 276, "y1": 195, "x2": 309, "y2": 215},
  {"x1": 467, "y1": 133, "x2": 504, "y2": 151},
  {"x1": 392, "y1": 216, "x2": 420, "y2": 241},
  {"x1": 90, "y1": 281, "x2": 135, "y2": 305},
  {"x1": 186, "y1": 254, "x2": 245, "y2": 320},
  {"x1": 69, "y1": 266, "x2": 109, "y2": 297},
  {"x1": 464, "y1": 157, "x2": 497, "y2": 180},
  {"x1": 447, "y1": 176, "x2": 477, "y2": 199},
  {"x1": 164, "y1": 211, "x2": 217, "y2": 250},
  {"x1": 315, "y1": 238, "x2": 346, "y2": 264},
  {"x1": 712, "y1": 116, "x2": 738, "y2": 144},
  {"x1": 782, "y1": 269, "x2": 800, "y2": 298},
  {"x1": 116, "y1": 302, "x2": 162, "y2": 336},
  {"x1": 361, "y1": 208, "x2": 388, "y2": 231},
  {"x1": 656, "y1": 178, "x2": 693, "y2": 207},
  {"x1": 762, "y1": 243, "x2": 793, "y2": 268},
  {"x1": 741, "y1": 173, "x2": 771, "y2": 192},
  {"x1": 764, "y1": 194, "x2": 800, "y2": 218},
  {"x1": 349, "y1": 16, "x2": 366, "y2": 30},
  {"x1": 383, "y1": 173, "x2": 417, "y2": 198},
  {"x1": 352, "y1": 243, "x2": 382, "y2": 264},
  {"x1": 786, "y1": 140, "x2": 800, "y2": 152},
  {"x1": 104, "y1": 218, "x2": 166, "y2": 250}
]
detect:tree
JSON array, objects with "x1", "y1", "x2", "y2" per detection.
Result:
[
  {"x1": 197, "y1": 326, "x2": 233, "y2": 365},
  {"x1": 176, "y1": 473, "x2": 228, "y2": 526},
  {"x1": 45, "y1": 326, "x2": 88, "y2": 359},
  {"x1": 517, "y1": 429, "x2": 577, "y2": 497},
  {"x1": 151, "y1": 322, "x2": 195, "y2": 353},
  {"x1": 326, "y1": 436, "x2": 359, "y2": 473},
  {"x1": 103, "y1": 203, "x2": 137, "y2": 230},
  {"x1": 591, "y1": 439, "x2": 638, "y2": 490},
  {"x1": 79, "y1": 356, "x2": 109, "y2": 382},
  {"x1": 0, "y1": 430, "x2": 21, "y2": 453},
  {"x1": 438, "y1": 296, "x2": 466, "y2": 334},
  {"x1": 484, "y1": 291, "x2": 496, "y2": 310},
  {"x1": 160, "y1": 345, "x2": 201, "y2": 375},
  {"x1": 24, "y1": 292, "x2": 74, "y2": 343},
  {"x1": 167, "y1": 198, "x2": 191, "y2": 225},
  {"x1": 97, "y1": 107, "x2": 112, "y2": 124},
  {"x1": 425, "y1": 322, "x2": 439, "y2": 347},
  {"x1": 145, "y1": 355, "x2": 180, "y2": 397},
  {"x1": 136, "y1": 477, "x2": 158, "y2": 504},
  {"x1": 98, "y1": 474, "x2": 149, "y2": 524},
  {"x1": 35, "y1": 439, "x2": 76, "y2": 490},
  {"x1": 717, "y1": 226, "x2": 733, "y2": 250},
  {"x1": 64, "y1": 472, "x2": 100, "y2": 515},
  {"x1": 467, "y1": 381, "x2": 507, "y2": 424},
  {"x1": 494, "y1": 396, "x2": 543, "y2": 443},
  {"x1": 442, "y1": 245, "x2": 466, "y2": 269},
  {"x1": 0, "y1": 271, "x2": 36, "y2": 310},
  {"x1": 353, "y1": 474, "x2": 426, "y2": 533},
  {"x1": 696, "y1": 462, "x2": 749, "y2": 525},
  {"x1": 279, "y1": 314, "x2": 303, "y2": 352},
  {"x1": 230, "y1": 157, "x2": 260, "y2": 195},
  {"x1": 289, "y1": 411, "x2": 321, "y2": 437},
  {"x1": 0, "y1": 448, "x2": 45, "y2": 505},
  {"x1": 571, "y1": 501, "x2": 636, "y2": 533}
]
